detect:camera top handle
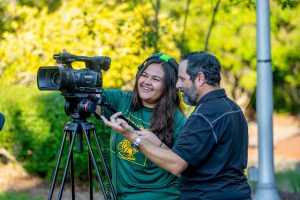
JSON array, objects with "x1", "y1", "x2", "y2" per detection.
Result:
[{"x1": 53, "y1": 52, "x2": 111, "y2": 72}]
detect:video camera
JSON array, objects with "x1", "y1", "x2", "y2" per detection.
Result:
[
  {"x1": 36, "y1": 50, "x2": 137, "y2": 127},
  {"x1": 37, "y1": 51, "x2": 117, "y2": 199},
  {"x1": 37, "y1": 50, "x2": 111, "y2": 94},
  {"x1": 37, "y1": 50, "x2": 110, "y2": 118}
]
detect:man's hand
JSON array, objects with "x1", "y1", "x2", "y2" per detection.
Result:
[
  {"x1": 138, "y1": 130, "x2": 166, "y2": 147},
  {"x1": 100, "y1": 112, "x2": 136, "y2": 142}
]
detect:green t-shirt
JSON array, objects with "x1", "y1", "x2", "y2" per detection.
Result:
[{"x1": 102, "y1": 89, "x2": 186, "y2": 200}]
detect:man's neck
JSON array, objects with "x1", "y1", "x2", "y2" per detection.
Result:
[{"x1": 197, "y1": 84, "x2": 220, "y2": 102}]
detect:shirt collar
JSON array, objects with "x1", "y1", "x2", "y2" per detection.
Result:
[{"x1": 196, "y1": 88, "x2": 227, "y2": 106}]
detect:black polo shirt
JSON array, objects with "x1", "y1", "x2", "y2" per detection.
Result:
[{"x1": 172, "y1": 89, "x2": 251, "y2": 200}]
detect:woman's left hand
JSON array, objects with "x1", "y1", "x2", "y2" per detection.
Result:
[{"x1": 100, "y1": 112, "x2": 136, "y2": 141}]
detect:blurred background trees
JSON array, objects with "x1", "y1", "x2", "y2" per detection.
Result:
[{"x1": 0, "y1": 0, "x2": 299, "y2": 179}]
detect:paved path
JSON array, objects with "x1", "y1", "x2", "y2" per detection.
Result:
[{"x1": 248, "y1": 115, "x2": 300, "y2": 171}]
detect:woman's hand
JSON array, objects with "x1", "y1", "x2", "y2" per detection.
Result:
[
  {"x1": 101, "y1": 112, "x2": 166, "y2": 147},
  {"x1": 100, "y1": 112, "x2": 136, "y2": 141}
]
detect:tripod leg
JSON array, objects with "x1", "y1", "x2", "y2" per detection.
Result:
[
  {"x1": 93, "y1": 131, "x2": 117, "y2": 200},
  {"x1": 57, "y1": 131, "x2": 77, "y2": 200},
  {"x1": 48, "y1": 131, "x2": 68, "y2": 200},
  {"x1": 70, "y1": 133, "x2": 75, "y2": 200},
  {"x1": 87, "y1": 132, "x2": 93, "y2": 200},
  {"x1": 83, "y1": 130, "x2": 109, "y2": 200}
]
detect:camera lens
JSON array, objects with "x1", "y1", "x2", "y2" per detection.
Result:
[
  {"x1": 37, "y1": 66, "x2": 63, "y2": 91},
  {"x1": 52, "y1": 72, "x2": 61, "y2": 86}
]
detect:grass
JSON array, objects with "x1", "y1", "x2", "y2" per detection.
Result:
[
  {"x1": 275, "y1": 170, "x2": 300, "y2": 193},
  {"x1": 250, "y1": 170, "x2": 300, "y2": 200},
  {"x1": 0, "y1": 191, "x2": 43, "y2": 200}
]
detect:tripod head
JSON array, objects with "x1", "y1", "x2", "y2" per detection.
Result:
[
  {"x1": 62, "y1": 92, "x2": 140, "y2": 131},
  {"x1": 62, "y1": 92, "x2": 103, "y2": 120}
]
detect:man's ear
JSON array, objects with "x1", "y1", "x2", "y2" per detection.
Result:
[{"x1": 196, "y1": 72, "x2": 206, "y2": 86}]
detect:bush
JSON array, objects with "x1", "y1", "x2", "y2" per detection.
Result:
[{"x1": 0, "y1": 84, "x2": 111, "y2": 182}]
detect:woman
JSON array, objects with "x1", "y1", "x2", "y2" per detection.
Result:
[{"x1": 99, "y1": 54, "x2": 186, "y2": 200}]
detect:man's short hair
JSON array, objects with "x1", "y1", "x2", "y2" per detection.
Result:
[{"x1": 181, "y1": 51, "x2": 221, "y2": 86}]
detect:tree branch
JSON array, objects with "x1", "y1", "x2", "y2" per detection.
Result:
[
  {"x1": 205, "y1": 0, "x2": 221, "y2": 51},
  {"x1": 154, "y1": 0, "x2": 160, "y2": 52},
  {"x1": 179, "y1": 0, "x2": 191, "y2": 54}
]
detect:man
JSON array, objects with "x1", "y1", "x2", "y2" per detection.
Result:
[{"x1": 101, "y1": 51, "x2": 251, "y2": 199}]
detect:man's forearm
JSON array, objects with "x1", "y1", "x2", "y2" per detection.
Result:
[
  {"x1": 129, "y1": 135, "x2": 188, "y2": 176},
  {"x1": 99, "y1": 113, "x2": 188, "y2": 175}
]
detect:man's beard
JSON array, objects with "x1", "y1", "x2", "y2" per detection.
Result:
[{"x1": 182, "y1": 83, "x2": 198, "y2": 106}]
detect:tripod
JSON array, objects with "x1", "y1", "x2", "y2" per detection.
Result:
[{"x1": 48, "y1": 112, "x2": 117, "y2": 200}]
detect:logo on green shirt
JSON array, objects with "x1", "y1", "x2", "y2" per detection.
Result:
[{"x1": 118, "y1": 139, "x2": 138, "y2": 161}]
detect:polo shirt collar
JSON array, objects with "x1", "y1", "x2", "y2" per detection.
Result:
[{"x1": 196, "y1": 88, "x2": 227, "y2": 106}]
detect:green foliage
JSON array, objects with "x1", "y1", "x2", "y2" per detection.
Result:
[
  {"x1": 163, "y1": 0, "x2": 300, "y2": 112},
  {"x1": 0, "y1": 84, "x2": 111, "y2": 180},
  {"x1": 276, "y1": 0, "x2": 299, "y2": 9},
  {"x1": 0, "y1": 0, "x2": 181, "y2": 90},
  {"x1": 16, "y1": 0, "x2": 62, "y2": 12},
  {"x1": 0, "y1": 0, "x2": 299, "y2": 178},
  {"x1": 270, "y1": 1, "x2": 300, "y2": 113},
  {"x1": 0, "y1": 0, "x2": 299, "y2": 113},
  {"x1": 0, "y1": 191, "x2": 42, "y2": 200}
]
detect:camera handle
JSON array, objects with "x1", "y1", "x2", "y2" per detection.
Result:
[
  {"x1": 101, "y1": 102, "x2": 140, "y2": 131},
  {"x1": 87, "y1": 94, "x2": 140, "y2": 131}
]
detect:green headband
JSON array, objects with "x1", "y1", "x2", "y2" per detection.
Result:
[{"x1": 159, "y1": 54, "x2": 172, "y2": 63}]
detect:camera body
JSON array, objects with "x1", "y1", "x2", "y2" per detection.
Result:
[
  {"x1": 37, "y1": 51, "x2": 110, "y2": 118},
  {"x1": 37, "y1": 51, "x2": 111, "y2": 93}
]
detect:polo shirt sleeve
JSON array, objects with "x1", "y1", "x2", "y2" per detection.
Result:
[{"x1": 172, "y1": 113, "x2": 216, "y2": 167}]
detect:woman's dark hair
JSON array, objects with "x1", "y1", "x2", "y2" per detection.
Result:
[
  {"x1": 132, "y1": 57, "x2": 182, "y2": 147},
  {"x1": 181, "y1": 51, "x2": 221, "y2": 85}
]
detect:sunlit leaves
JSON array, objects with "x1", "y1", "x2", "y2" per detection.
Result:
[{"x1": 0, "y1": 0, "x2": 299, "y2": 112}]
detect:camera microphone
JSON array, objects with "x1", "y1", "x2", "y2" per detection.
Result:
[{"x1": 0, "y1": 112, "x2": 5, "y2": 131}]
